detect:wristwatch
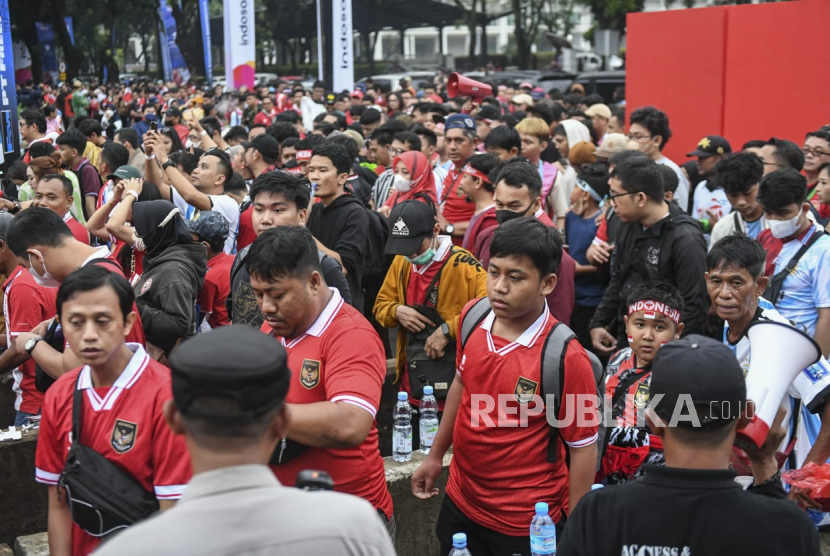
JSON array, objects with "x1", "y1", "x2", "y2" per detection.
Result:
[
  {"x1": 162, "y1": 159, "x2": 177, "y2": 171},
  {"x1": 441, "y1": 322, "x2": 452, "y2": 340},
  {"x1": 445, "y1": 223, "x2": 455, "y2": 235},
  {"x1": 24, "y1": 336, "x2": 43, "y2": 356}
]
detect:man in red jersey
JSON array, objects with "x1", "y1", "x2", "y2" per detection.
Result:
[
  {"x1": 439, "y1": 114, "x2": 478, "y2": 245},
  {"x1": 6, "y1": 208, "x2": 146, "y2": 378},
  {"x1": 34, "y1": 265, "x2": 190, "y2": 556},
  {"x1": 246, "y1": 226, "x2": 395, "y2": 539},
  {"x1": 412, "y1": 218, "x2": 598, "y2": 556}
]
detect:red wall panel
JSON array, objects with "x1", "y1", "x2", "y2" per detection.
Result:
[
  {"x1": 626, "y1": 7, "x2": 728, "y2": 164},
  {"x1": 722, "y1": 0, "x2": 830, "y2": 150}
]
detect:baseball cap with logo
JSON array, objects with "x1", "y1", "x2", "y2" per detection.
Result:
[
  {"x1": 325, "y1": 93, "x2": 336, "y2": 105},
  {"x1": 384, "y1": 200, "x2": 436, "y2": 255},
  {"x1": 445, "y1": 113, "x2": 477, "y2": 132},
  {"x1": 687, "y1": 135, "x2": 732, "y2": 158},
  {"x1": 597, "y1": 133, "x2": 628, "y2": 159},
  {"x1": 107, "y1": 165, "x2": 143, "y2": 181},
  {"x1": 187, "y1": 210, "x2": 230, "y2": 246}
]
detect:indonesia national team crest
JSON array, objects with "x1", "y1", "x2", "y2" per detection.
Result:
[
  {"x1": 300, "y1": 359, "x2": 321, "y2": 389},
  {"x1": 634, "y1": 382, "x2": 650, "y2": 409},
  {"x1": 514, "y1": 376, "x2": 538, "y2": 405},
  {"x1": 111, "y1": 419, "x2": 137, "y2": 453}
]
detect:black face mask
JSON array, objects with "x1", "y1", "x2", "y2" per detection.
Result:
[
  {"x1": 164, "y1": 120, "x2": 175, "y2": 127},
  {"x1": 496, "y1": 205, "x2": 532, "y2": 225}
]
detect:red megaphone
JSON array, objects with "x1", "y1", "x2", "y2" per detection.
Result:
[{"x1": 447, "y1": 73, "x2": 493, "y2": 102}]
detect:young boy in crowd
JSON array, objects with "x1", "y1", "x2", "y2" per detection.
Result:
[
  {"x1": 515, "y1": 117, "x2": 567, "y2": 228},
  {"x1": 816, "y1": 163, "x2": 830, "y2": 227},
  {"x1": 602, "y1": 281, "x2": 685, "y2": 485},
  {"x1": 55, "y1": 129, "x2": 102, "y2": 221},
  {"x1": 484, "y1": 125, "x2": 521, "y2": 162},
  {"x1": 459, "y1": 153, "x2": 500, "y2": 251},
  {"x1": 566, "y1": 163, "x2": 610, "y2": 348},
  {"x1": 188, "y1": 211, "x2": 233, "y2": 329}
]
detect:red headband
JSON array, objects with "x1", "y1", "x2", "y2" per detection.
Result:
[
  {"x1": 285, "y1": 166, "x2": 304, "y2": 174},
  {"x1": 628, "y1": 300, "x2": 681, "y2": 325},
  {"x1": 296, "y1": 149, "x2": 313, "y2": 162},
  {"x1": 462, "y1": 164, "x2": 490, "y2": 184}
]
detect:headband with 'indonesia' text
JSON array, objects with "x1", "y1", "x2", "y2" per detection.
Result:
[
  {"x1": 296, "y1": 149, "x2": 313, "y2": 162},
  {"x1": 628, "y1": 300, "x2": 681, "y2": 324},
  {"x1": 462, "y1": 164, "x2": 491, "y2": 184}
]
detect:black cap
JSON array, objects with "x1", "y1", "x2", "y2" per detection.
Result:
[
  {"x1": 242, "y1": 134, "x2": 281, "y2": 161},
  {"x1": 475, "y1": 105, "x2": 501, "y2": 122},
  {"x1": 170, "y1": 326, "x2": 291, "y2": 424},
  {"x1": 687, "y1": 135, "x2": 732, "y2": 157},
  {"x1": 165, "y1": 107, "x2": 182, "y2": 118},
  {"x1": 325, "y1": 93, "x2": 336, "y2": 105},
  {"x1": 384, "y1": 200, "x2": 435, "y2": 255},
  {"x1": 650, "y1": 335, "x2": 746, "y2": 429}
]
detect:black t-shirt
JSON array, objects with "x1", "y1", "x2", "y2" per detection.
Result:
[{"x1": 558, "y1": 466, "x2": 820, "y2": 556}]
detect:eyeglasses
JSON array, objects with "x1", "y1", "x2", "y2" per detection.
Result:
[
  {"x1": 608, "y1": 191, "x2": 637, "y2": 204},
  {"x1": 802, "y1": 147, "x2": 830, "y2": 158},
  {"x1": 388, "y1": 147, "x2": 405, "y2": 157},
  {"x1": 626, "y1": 133, "x2": 651, "y2": 142}
]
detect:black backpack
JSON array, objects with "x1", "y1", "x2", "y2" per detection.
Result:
[
  {"x1": 460, "y1": 298, "x2": 608, "y2": 470},
  {"x1": 362, "y1": 208, "x2": 392, "y2": 291}
]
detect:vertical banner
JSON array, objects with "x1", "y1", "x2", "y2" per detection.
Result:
[
  {"x1": 223, "y1": 0, "x2": 255, "y2": 90},
  {"x1": 316, "y1": 0, "x2": 324, "y2": 82},
  {"x1": 64, "y1": 17, "x2": 74, "y2": 45},
  {"x1": 198, "y1": 0, "x2": 213, "y2": 87},
  {"x1": 35, "y1": 23, "x2": 58, "y2": 73},
  {"x1": 158, "y1": 0, "x2": 191, "y2": 83},
  {"x1": 0, "y1": 0, "x2": 19, "y2": 168},
  {"x1": 331, "y1": 0, "x2": 354, "y2": 91}
]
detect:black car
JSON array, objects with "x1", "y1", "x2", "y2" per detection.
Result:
[{"x1": 571, "y1": 70, "x2": 625, "y2": 104}]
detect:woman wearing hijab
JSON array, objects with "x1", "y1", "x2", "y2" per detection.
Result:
[
  {"x1": 553, "y1": 120, "x2": 591, "y2": 200},
  {"x1": 379, "y1": 150, "x2": 438, "y2": 217},
  {"x1": 131, "y1": 199, "x2": 207, "y2": 359}
]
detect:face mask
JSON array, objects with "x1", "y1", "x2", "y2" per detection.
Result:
[
  {"x1": 393, "y1": 174, "x2": 412, "y2": 193},
  {"x1": 28, "y1": 251, "x2": 60, "y2": 288},
  {"x1": 496, "y1": 205, "x2": 532, "y2": 225},
  {"x1": 144, "y1": 114, "x2": 157, "y2": 123},
  {"x1": 405, "y1": 237, "x2": 436, "y2": 266},
  {"x1": 767, "y1": 213, "x2": 802, "y2": 239},
  {"x1": 164, "y1": 120, "x2": 175, "y2": 127},
  {"x1": 185, "y1": 139, "x2": 202, "y2": 150}
]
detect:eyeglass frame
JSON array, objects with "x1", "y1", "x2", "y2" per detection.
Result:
[
  {"x1": 607, "y1": 190, "x2": 638, "y2": 204},
  {"x1": 801, "y1": 146, "x2": 830, "y2": 158}
]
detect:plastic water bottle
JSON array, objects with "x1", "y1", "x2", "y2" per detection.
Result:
[
  {"x1": 448, "y1": 533, "x2": 472, "y2": 556},
  {"x1": 419, "y1": 385, "x2": 439, "y2": 455},
  {"x1": 393, "y1": 391, "x2": 412, "y2": 462},
  {"x1": 530, "y1": 502, "x2": 556, "y2": 555}
]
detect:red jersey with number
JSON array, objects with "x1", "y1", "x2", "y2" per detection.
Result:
[
  {"x1": 3, "y1": 269, "x2": 57, "y2": 414},
  {"x1": 441, "y1": 166, "x2": 475, "y2": 245},
  {"x1": 198, "y1": 252, "x2": 233, "y2": 328},
  {"x1": 34, "y1": 345, "x2": 191, "y2": 556},
  {"x1": 260, "y1": 289, "x2": 393, "y2": 518},
  {"x1": 447, "y1": 301, "x2": 599, "y2": 535}
]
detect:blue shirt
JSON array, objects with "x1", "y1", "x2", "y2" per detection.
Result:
[
  {"x1": 566, "y1": 210, "x2": 605, "y2": 306},
  {"x1": 745, "y1": 216, "x2": 763, "y2": 240}
]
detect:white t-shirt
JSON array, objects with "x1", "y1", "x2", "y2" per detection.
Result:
[
  {"x1": 692, "y1": 180, "x2": 731, "y2": 222},
  {"x1": 171, "y1": 188, "x2": 239, "y2": 254},
  {"x1": 656, "y1": 155, "x2": 690, "y2": 212}
]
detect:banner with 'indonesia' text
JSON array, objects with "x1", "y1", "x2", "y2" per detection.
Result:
[
  {"x1": 331, "y1": 0, "x2": 354, "y2": 92},
  {"x1": 224, "y1": 0, "x2": 255, "y2": 89}
]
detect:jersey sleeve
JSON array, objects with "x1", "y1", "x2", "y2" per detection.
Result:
[
  {"x1": 790, "y1": 357, "x2": 830, "y2": 413},
  {"x1": 35, "y1": 387, "x2": 66, "y2": 485},
  {"x1": 559, "y1": 340, "x2": 600, "y2": 448},
  {"x1": 324, "y1": 323, "x2": 386, "y2": 418},
  {"x1": 7, "y1": 282, "x2": 47, "y2": 337},
  {"x1": 593, "y1": 214, "x2": 609, "y2": 244},
  {"x1": 811, "y1": 245, "x2": 830, "y2": 309},
  {"x1": 198, "y1": 274, "x2": 218, "y2": 316},
  {"x1": 150, "y1": 382, "x2": 191, "y2": 500}
]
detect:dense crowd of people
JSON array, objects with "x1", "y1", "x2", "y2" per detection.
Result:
[{"x1": 5, "y1": 70, "x2": 830, "y2": 555}]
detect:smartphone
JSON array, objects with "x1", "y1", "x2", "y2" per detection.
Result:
[{"x1": 150, "y1": 121, "x2": 157, "y2": 132}]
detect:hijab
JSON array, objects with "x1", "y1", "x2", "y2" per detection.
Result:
[
  {"x1": 132, "y1": 200, "x2": 192, "y2": 260},
  {"x1": 561, "y1": 120, "x2": 591, "y2": 148},
  {"x1": 384, "y1": 150, "x2": 438, "y2": 208}
]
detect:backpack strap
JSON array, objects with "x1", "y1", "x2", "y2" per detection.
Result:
[
  {"x1": 460, "y1": 297, "x2": 492, "y2": 349},
  {"x1": 764, "y1": 229, "x2": 824, "y2": 304},
  {"x1": 733, "y1": 211, "x2": 741, "y2": 232},
  {"x1": 540, "y1": 322, "x2": 577, "y2": 463},
  {"x1": 226, "y1": 245, "x2": 251, "y2": 317},
  {"x1": 422, "y1": 247, "x2": 460, "y2": 307},
  {"x1": 72, "y1": 373, "x2": 85, "y2": 446}
]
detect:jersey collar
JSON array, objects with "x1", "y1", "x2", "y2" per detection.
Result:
[
  {"x1": 480, "y1": 304, "x2": 550, "y2": 355},
  {"x1": 303, "y1": 287, "x2": 343, "y2": 338},
  {"x1": 77, "y1": 344, "x2": 150, "y2": 411}
]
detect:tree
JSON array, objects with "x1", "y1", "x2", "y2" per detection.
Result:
[
  {"x1": 168, "y1": 0, "x2": 207, "y2": 77},
  {"x1": 511, "y1": 0, "x2": 545, "y2": 69},
  {"x1": 575, "y1": 0, "x2": 645, "y2": 34},
  {"x1": 452, "y1": 0, "x2": 479, "y2": 64}
]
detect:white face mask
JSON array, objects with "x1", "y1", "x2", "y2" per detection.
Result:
[
  {"x1": 767, "y1": 213, "x2": 802, "y2": 239},
  {"x1": 28, "y1": 251, "x2": 60, "y2": 288},
  {"x1": 393, "y1": 174, "x2": 413, "y2": 193},
  {"x1": 185, "y1": 139, "x2": 202, "y2": 150}
]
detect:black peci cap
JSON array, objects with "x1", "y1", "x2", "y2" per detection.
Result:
[{"x1": 169, "y1": 326, "x2": 291, "y2": 424}]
